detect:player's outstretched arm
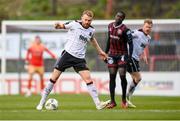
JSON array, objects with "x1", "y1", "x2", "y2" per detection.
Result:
[
  {"x1": 44, "y1": 47, "x2": 57, "y2": 59},
  {"x1": 25, "y1": 48, "x2": 31, "y2": 63},
  {"x1": 142, "y1": 46, "x2": 149, "y2": 64},
  {"x1": 90, "y1": 37, "x2": 108, "y2": 60}
]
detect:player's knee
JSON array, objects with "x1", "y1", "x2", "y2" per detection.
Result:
[
  {"x1": 50, "y1": 73, "x2": 59, "y2": 82},
  {"x1": 110, "y1": 74, "x2": 116, "y2": 81},
  {"x1": 135, "y1": 76, "x2": 141, "y2": 83},
  {"x1": 84, "y1": 77, "x2": 92, "y2": 83},
  {"x1": 50, "y1": 69, "x2": 62, "y2": 81},
  {"x1": 120, "y1": 75, "x2": 126, "y2": 80}
]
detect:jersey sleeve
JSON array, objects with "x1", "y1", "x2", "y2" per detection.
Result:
[
  {"x1": 90, "y1": 28, "x2": 95, "y2": 41},
  {"x1": 123, "y1": 26, "x2": 133, "y2": 57},
  {"x1": 147, "y1": 35, "x2": 151, "y2": 40},
  {"x1": 131, "y1": 30, "x2": 138, "y2": 38},
  {"x1": 125, "y1": 29, "x2": 133, "y2": 43},
  {"x1": 64, "y1": 21, "x2": 75, "y2": 29}
]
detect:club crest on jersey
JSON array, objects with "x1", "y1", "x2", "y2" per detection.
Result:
[
  {"x1": 140, "y1": 43, "x2": 146, "y2": 48},
  {"x1": 117, "y1": 29, "x2": 122, "y2": 35}
]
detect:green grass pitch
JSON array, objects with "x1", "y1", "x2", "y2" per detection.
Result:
[{"x1": 0, "y1": 94, "x2": 180, "y2": 120}]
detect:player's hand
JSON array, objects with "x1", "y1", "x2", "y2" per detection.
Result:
[
  {"x1": 55, "y1": 22, "x2": 64, "y2": 29},
  {"x1": 143, "y1": 55, "x2": 148, "y2": 64},
  {"x1": 54, "y1": 55, "x2": 58, "y2": 59},
  {"x1": 98, "y1": 51, "x2": 108, "y2": 60},
  {"x1": 104, "y1": 57, "x2": 114, "y2": 64},
  {"x1": 55, "y1": 23, "x2": 59, "y2": 29},
  {"x1": 55, "y1": 23, "x2": 60, "y2": 29}
]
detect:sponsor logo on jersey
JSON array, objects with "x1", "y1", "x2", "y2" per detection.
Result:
[{"x1": 79, "y1": 35, "x2": 88, "y2": 43}]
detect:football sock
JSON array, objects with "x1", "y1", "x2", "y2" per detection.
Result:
[
  {"x1": 28, "y1": 79, "x2": 32, "y2": 90},
  {"x1": 39, "y1": 79, "x2": 55, "y2": 106},
  {"x1": 86, "y1": 82, "x2": 100, "y2": 106},
  {"x1": 109, "y1": 74, "x2": 116, "y2": 102},
  {"x1": 120, "y1": 75, "x2": 127, "y2": 102},
  {"x1": 127, "y1": 80, "x2": 138, "y2": 100},
  {"x1": 40, "y1": 79, "x2": 45, "y2": 90}
]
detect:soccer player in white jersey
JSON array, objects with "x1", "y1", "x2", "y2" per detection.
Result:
[
  {"x1": 126, "y1": 19, "x2": 153, "y2": 108},
  {"x1": 36, "y1": 10, "x2": 110, "y2": 110}
]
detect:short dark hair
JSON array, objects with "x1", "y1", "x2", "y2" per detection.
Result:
[
  {"x1": 82, "y1": 10, "x2": 94, "y2": 18},
  {"x1": 117, "y1": 11, "x2": 126, "y2": 20}
]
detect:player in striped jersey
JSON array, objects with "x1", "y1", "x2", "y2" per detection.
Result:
[
  {"x1": 36, "y1": 10, "x2": 110, "y2": 110},
  {"x1": 105, "y1": 11, "x2": 133, "y2": 109},
  {"x1": 126, "y1": 19, "x2": 153, "y2": 108}
]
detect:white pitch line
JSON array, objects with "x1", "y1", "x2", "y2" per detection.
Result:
[{"x1": 0, "y1": 109, "x2": 180, "y2": 113}]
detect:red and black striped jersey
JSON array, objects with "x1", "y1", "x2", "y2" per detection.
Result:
[{"x1": 106, "y1": 22, "x2": 129, "y2": 55}]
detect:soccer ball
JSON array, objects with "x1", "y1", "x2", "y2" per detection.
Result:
[{"x1": 45, "y1": 98, "x2": 58, "y2": 110}]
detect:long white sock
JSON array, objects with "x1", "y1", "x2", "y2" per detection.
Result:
[
  {"x1": 86, "y1": 83, "x2": 100, "y2": 106},
  {"x1": 39, "y1": 80, "x2": 54, "y2": 106},
  {"x1": 127, "y1": 80, "x2": 138, "y2": 99}
]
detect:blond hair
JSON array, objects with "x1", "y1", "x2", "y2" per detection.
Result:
[
  {"x1": 82, "y1": 10, "x2": 94, "y2": 18},
  {"x1": 144, "y1": 19, "x2": 153, "y2": 25}
]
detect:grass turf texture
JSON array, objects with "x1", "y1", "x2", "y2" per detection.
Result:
[{"x1": 0, "y1": 94, "x2": 180, "y2": 120}]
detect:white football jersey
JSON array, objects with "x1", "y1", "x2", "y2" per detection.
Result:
[
  {"x1": 131, "y1": 29, "x2": 151, "y2": 61},
  {"x1": 64, "y1": 20, "x2": 95, "y2": 58}
]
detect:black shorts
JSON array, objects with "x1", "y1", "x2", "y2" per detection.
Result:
[
  {"x1": 127, "y1": 57, "x2": 140, "y2": 73},
  {"x1": 54, "y1": 50, "x2": 89, "y2": 73}
]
